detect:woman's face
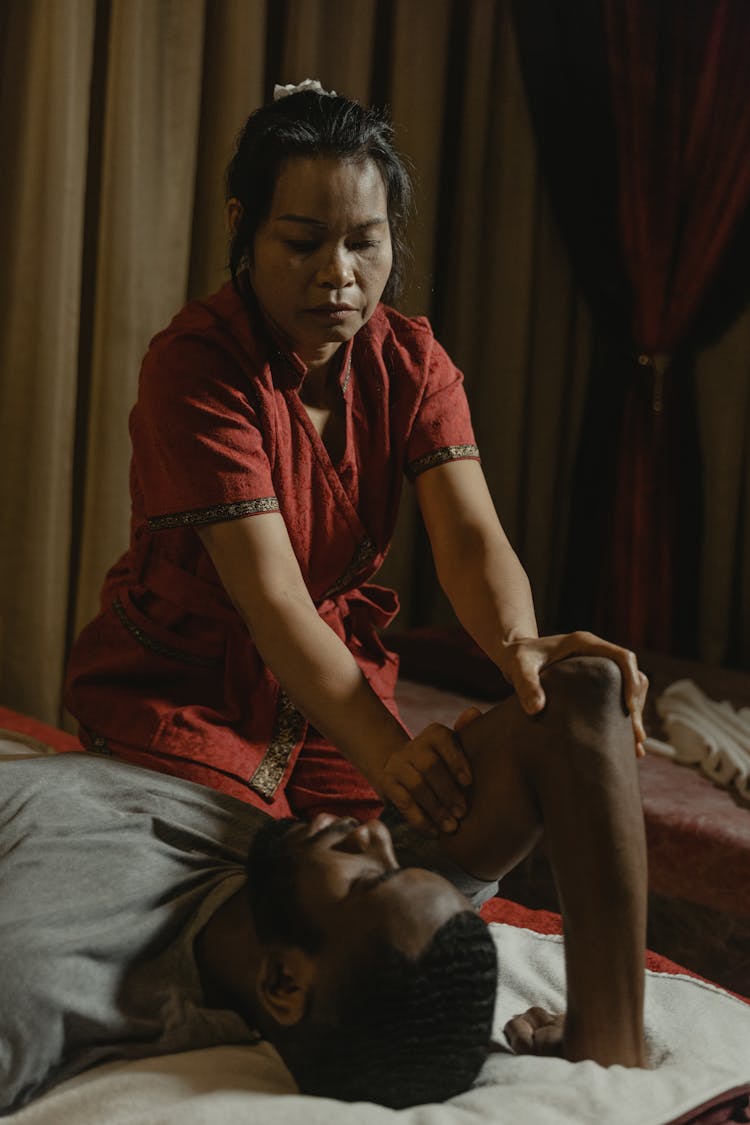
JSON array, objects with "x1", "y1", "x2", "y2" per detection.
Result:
[{"x1": 248, "y1": 156, "x2": 393, "y2": 368}]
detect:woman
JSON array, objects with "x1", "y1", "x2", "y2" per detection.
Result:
[{"x1": 66, "y1": 81, "x2": 647, "y2": 837}]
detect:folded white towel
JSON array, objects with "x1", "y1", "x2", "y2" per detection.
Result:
[{"x1": 646, "y1": 679, "x2": 750, "y2": 802}]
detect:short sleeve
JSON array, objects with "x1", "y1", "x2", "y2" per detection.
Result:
[
  {"x1": 130, "y1": 333, "x2": 278, "y2": 531},
  {"x1": 404, "y1": 329, "x2": 480, "y2": 481}
]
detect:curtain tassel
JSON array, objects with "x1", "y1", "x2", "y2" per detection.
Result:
[{"x1": 637, "y1": 352, "x2": 671, "y2": 413}]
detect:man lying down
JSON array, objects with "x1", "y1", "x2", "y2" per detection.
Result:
[{"x1": 0, "y1": 657, "x2": 647, "y2": 1115}]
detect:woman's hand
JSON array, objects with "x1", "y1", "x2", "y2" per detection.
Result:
[
  {"x1": 378, "y1": 721, "x2": 474, "y2": 837},
  {"x1": 497, "y1": 632, "x2": 649, "y2": 756}
]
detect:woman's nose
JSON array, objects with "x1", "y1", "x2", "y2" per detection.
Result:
[{"x1": 317, "y1": 246, "x2": 354, "y2": 288}]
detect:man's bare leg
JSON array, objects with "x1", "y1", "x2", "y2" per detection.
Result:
[{"x1": 438, "y1": 656, "x2": 647, "y2": 1067}]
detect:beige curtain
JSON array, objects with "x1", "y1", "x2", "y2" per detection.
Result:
[
  {"x1": 695, "y1": 306, "x2": 750, "y2": 666},
  {"x1": 433, "y1": 0, "x2": 592, "y2": 629},
  {"x1": 1, "y1": 0, "x2": 748, "y2": 727},
  {"x1": 74, "y1": 0, "x2": 207, "y2": 637},
  {"x1": 0, "y1": 0, "x2": 96, "y2": 721}
]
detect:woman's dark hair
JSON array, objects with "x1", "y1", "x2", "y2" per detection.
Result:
[
  {"x1": 225, "y1": 89, "x2": 413, "y2": 305},
  {"x1": 275, "y1": 911, "x2": 499, "y2": 1109}
]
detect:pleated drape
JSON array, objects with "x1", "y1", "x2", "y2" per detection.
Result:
[
  {"x1": 0, "y1": 0, "x2": 96, "y2": 720},
  {"x1": 418, "y1": 0, "x2": 592, "y2": 627},
  {"x1": 73, "y1": 0, "x2": 207, "y2": 637},
  {"x1": 513, "y1": 0, "x2": 750, "y2": 661},
  {"x1": 601, "y1": 0, "x2": 750, "y2": 653},
  {"x1": 0, "y1": 0, "x2": 748, "y2": 727}
]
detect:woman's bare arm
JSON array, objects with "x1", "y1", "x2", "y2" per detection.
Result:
[
  {"x1": 415, "y1": 460, "x2": 647, "y2": 751},
  {"x1": 198, "y1": 513, "x2": 471, "y2": 834}
]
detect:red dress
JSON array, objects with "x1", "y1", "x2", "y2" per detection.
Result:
[{"x1": 65, "y1": 276, "x2": 480, "y2": 818}]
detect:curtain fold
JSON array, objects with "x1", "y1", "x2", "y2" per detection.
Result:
[
  {"x1": 0, "y1": 0, "x2": 96, "y2": 720},
  {"x1": 188, "y1": 0, "x2": 268, "y2": 302},
  {"x1": 428, "y1": 0, "x2": 592, "y2": 629},
  {"x1": 368, "y1": 0, "x2": 455, "y2": 622},
  {"x1": 514, "y1": 0, "x2": 750, "y2": 656},
  {"x1": 694, "y1": 304, "x2": 750, "y2": 665},
  {"x1": 1, "y1": 0, "x2": 748, "y2": 726},
  {"x1": 607, "y1": 0, "x2": 750, "y2": 353},
  {"x1": 281, "y1": 0, "x2": 378, "y2": 106},
  {"x1": 599, "y1": 0, "x2": 750, "y2": 652},
  {"x1": 73, "y1": 0, "x2": 206, "y2": 636}
]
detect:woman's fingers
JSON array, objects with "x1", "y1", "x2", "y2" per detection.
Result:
[
  {"x1": 502, "y1": 632, "x2": 649, "y2": 756},
  {"x1": 381, "y1": 778, "x2": 439, "y2": 838},
  {"x1": 509, "y1": 648, "x2": 546, "y2": 714},
  {"x1": 380, "y1": 725, "x2": 472, "y2": 837},
  {"x1": 453, "y1": 705, "x2": 482, "y2": 731},
  {"x1": 572, "y1": 637, "x2": 648, "y2": 753},
  {"x1": 634, "y1": 669, "x2": 649, "y2": 756},
  {"x1": 426, "y1": 723, "x2": 472, "y2": 787}
]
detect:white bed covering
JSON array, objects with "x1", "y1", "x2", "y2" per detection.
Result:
[{"x1": 6, "y1": 922, "x2": 749, "y2": 1125}]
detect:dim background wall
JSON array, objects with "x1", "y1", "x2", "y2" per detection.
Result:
[{"x1": 0, "y1": 0, "x2": 748, "y2": 725}]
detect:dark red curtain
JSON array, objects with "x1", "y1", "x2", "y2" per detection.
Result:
[
  {"x1": 608, "y1": 0, "x2": 750, "y2": 353},
  {"x1": 513, "y1": 0, "x2": 750, "y2": 655},
  {"x1": 604, "y1": 0, "x2": 750, "y2": 650}
]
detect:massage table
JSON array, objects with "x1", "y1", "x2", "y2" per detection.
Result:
[{"x1": 1, "y1": 676, "x2": 749, "y2": 1123}]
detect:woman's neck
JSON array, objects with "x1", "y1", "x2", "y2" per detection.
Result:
[{"x1": 299, "y1": 349, "x2": 344, "y2": 408}]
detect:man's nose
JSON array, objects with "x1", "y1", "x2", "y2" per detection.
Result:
[
  {"x1": 342, "y1": 819, "x2": 398, "y2": 864},
  {"x1": 341, "y1": 822, "x2": 374, "y2": 851}
]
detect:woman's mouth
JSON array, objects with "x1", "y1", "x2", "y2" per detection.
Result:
[{"x1": 307, "y1": 304, "x2": 358, "y2": 322}]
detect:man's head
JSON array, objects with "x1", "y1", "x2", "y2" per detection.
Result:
[{"x1": 244, "y1": 814, "x2": 498, "y2": 1107}]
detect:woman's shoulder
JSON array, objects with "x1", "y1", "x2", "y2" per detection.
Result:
[
  {"x1": 134, "y1": 281, "x2": 271, "y2": 415},
  {"x1": 363, "y1": 304, "x2": 440, "y2": 369},
  {"x1": 369, "y1": 303, "x2": 435, "y2": 341},
  {"x1": 145, "y1": 279, "x2": 265, "y2": 369}
]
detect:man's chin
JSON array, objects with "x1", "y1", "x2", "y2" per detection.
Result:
[{"x1": 245, "y1": 816, "x2": 322, "y2": 951}]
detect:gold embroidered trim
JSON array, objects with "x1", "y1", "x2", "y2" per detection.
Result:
[
  {"x1": 322, "y1": 537, "x2": 377, "y2": 599},
  {"x1": 406, "y1": 443, "x2": 480, "y2": 480},
  {"x1": 249, "y1": 689, "x2": 306, "y2": 800},
  {"x1": 147, "y1": 497, "x2": 279, "y2": 531},
  {"x1": 341, "y1": 354, "x2": 353, "y2": 394},
  {"x1": 113, "y1": 598, "x2": 219, "y2": 667}
]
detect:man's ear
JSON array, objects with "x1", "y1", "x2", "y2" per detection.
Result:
[
  {"x1": 256, "y1": 947, "x2": 317, "y2": 1027},
  {"x1": 226, "y1": 197, "x2": 244, "y2": 236}
]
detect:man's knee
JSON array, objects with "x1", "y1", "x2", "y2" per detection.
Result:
[
  {"x1": 529, "y1": 655, "x2": 634, "y2": 784},
  {"x1": 539, "y1": 654, "x2": 626, "y2": 722}
]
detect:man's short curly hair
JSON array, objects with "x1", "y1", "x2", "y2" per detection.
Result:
[{"x1": 275, "y1": 910, "x2": 498, "y2": 1108}]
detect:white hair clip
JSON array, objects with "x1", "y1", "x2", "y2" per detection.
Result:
[{"x1": 273, "y1": 79, "x2": 337, "y2": 102}]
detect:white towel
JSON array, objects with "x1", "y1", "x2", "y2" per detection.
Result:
[
  {"x1": 645, "y1": 678, "x2": 750, "y2": 802},
  {"x1": 6, "y1": 924, "x2": 749, "y2": 1125},
  {"x1": 0, "y1": 729, "x2": 58, "y2": 760}
]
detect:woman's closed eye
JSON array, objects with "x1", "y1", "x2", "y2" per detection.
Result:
[
  {"x1": 285, "y1": 239, "x2": 318, "y2": 253},
  {"x1": 285, "y1": 238, "x2": 379, "y2": 254}
]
